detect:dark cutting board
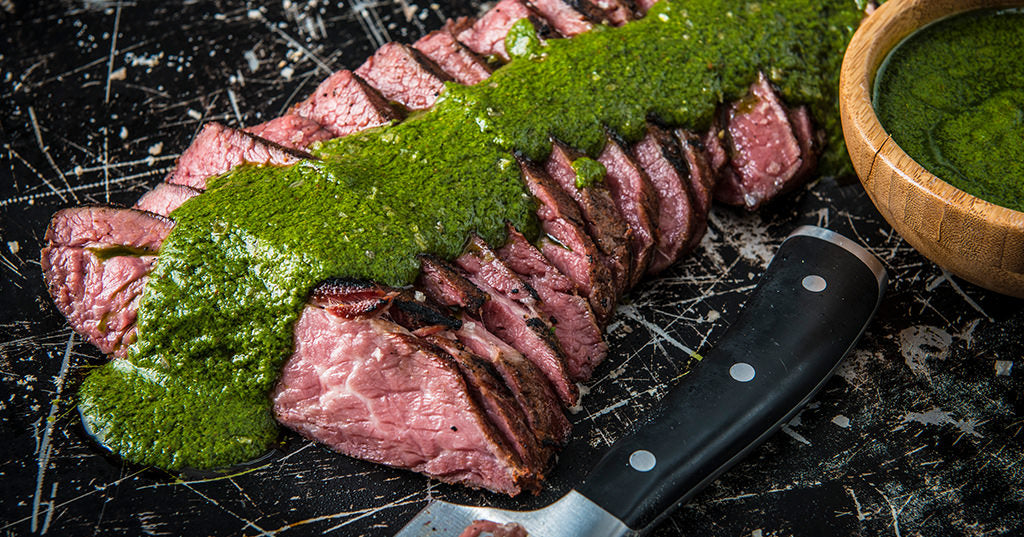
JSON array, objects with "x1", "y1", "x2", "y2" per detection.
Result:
[{"x1": 1, "y1": 2, "x2": 1022, "y2": 535}]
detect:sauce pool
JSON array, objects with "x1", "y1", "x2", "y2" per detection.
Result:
[{"x1": 873, "y1": 8, "x2": 1024, "y2": 212}]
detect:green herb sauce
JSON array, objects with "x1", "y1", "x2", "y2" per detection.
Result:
[
  {"x1": 874, "y1": 8, "x2": 1024, "y2": 212},
  {"x1": 571, "y1": 157, "x2": 607, "y2": 189},
  {"x1": 78, "y1": 0, "x2": 866, "y2": 470}
]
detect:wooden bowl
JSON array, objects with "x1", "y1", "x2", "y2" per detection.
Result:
[{"x1": 840, "y1": 0, "x2": 1024, "y2": 297}]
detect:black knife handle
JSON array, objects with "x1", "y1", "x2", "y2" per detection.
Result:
[{"x1": 576, "y1": 226, "x2": 886, "y2": 531}]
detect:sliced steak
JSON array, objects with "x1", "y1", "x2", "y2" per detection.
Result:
[
  {"x1": 243, "y1": 113, "x2": 334, "y2": 149},
  {"x1": 787, "y1": 106, "x2": 823, "y2": 183},
  {"x1": 598, "y1": 134, "x2": 659, "y2": 285},
  {"x1": 519, "y1": 157, "x2": 617, "y2": 324},
  {"x1": 425, "y1": 334, "x2": 549, "y2": 476},
  {"x1": 291, "y1": 69, "x2": 400, "y2": 137},
  {"x1": 309, "y1": 278, "x2": 399, "y2": 319},
  {"x1": 632, "y1": 125, "x2": 697, "y2": 274},
  {"x1": 526, "y1": 0, "x2": 595, "y2": 36},
  {"x1": 713, "y1": 73, "x2": 804, "y2": 210},
  {"x1": 41, "y1": 207, "x2": 173, "y2": 357},
  {"x1": 545, "y1": 140, "x2": 631, "y2": 295},
  {"x1": 498, "y1": 225, "x2": 606, "y2": 381},
  {"x1": 271, "y1": 307, "x2": 537, "y2": 495},
  {"x1": 677, "y1": 129, "x2": 716, "y2": 251},
  {"x1": 588, "y1": 0, "x2": 636, "y2": 25},
  {"x1": 355, "y1": 42, "x2": 453, "y2": 111},
  {"x1": 455, "y1": 237, "x2": 578, "y2": 407},
  {"x1": 414, "y1": 29, "x2": 492, "y2": 85},
  {"x1": 456, "y1": 0, "x2": 537, "y2": 61},
  {"x1": 166, "y1": 122, "x2": 310, "y2": 190},
  {"x1": 134, "y1": 183, "x2": 201, "y2": 217},
  {"x1": 634, "y1": 0, "x2": 659, "y2": 14},
  {"x1": 455, "y1": 319, "x2": 571, "y2": 447},
  {"x1": 417, "y1": 253, "x2": 489, "y2": 315}
]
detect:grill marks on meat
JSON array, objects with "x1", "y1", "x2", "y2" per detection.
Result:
[
  {"x1": 545, "y1": 140, "x2": 632, "y2": 296},
  {"x1": 356, "y1": 42, "x2": 454, "y2": 110},
  {"x1": 291, "y1": 69, "x2": 400, "y2": 137},
  {"x1": 598, "y1": 134, "x2": 660, "y2": 285},
  {"x1": 166, "y1": 122, "x2": 312, "y2": 190},
  {"x1": 309, "y1": 278, "x2": 400, "y2": 319},
  {"x1": 414, "y1": 29, "x2": 493, "y2": 85},
  {"x1": 271, "y1": 308, "x2": 537, "y2": 495},
  {"x1": 498, "y1": 225, "x2": 606, "y2": 380},
  {"x1": 520, "y1": 158, "x2": 617, "y2": 324},
  {"x1": 677, "y1": 129, "x2": 716, "y2": 251},
  {"x1": 41, "y1": 207, "x2": 172, "y2": 357},
  {"x1": 632, "y1": 125, "x2": 697, "y2": 275},
  {"x1": 455, "y1": 236, "x2": 578, "y2": 407},
  {"x1": 417, "y1": 253, "x2": 490, "y2": 315}
]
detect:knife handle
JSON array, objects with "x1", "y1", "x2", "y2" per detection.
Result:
[{"x1": 576, "y1": 226, "x2": 886, "y2": 531}]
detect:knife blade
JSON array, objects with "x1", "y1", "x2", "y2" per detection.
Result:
[{"x1": 394, "y1": 225, "x2": 887, "y2": 537}]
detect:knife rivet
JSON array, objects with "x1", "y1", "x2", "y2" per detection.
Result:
[
  {"x1": 629, "y1": 450, "x2": 656, "y2": 472},
  {"x1": 802, "y1": 274, "x2": 827, "y2": 292},
  {"x1": 730, "y1": 362, "x2": 755, "y2": 382}
]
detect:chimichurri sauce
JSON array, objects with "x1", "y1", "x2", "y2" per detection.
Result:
[
  {"x1": 874, "y1": 8, "x2": 1024, "y2": 212},
  {"x1": 78, "y1": 0, "x2": 867, "y2": 470}
]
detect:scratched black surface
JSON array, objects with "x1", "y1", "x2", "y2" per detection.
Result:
[{"x1": 1, "y1": 1, "x2": 1023, "y2": 536}]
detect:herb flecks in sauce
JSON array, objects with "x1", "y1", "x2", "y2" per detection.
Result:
[
  {"x1": 571, "y1": 157, "x2": 607, "y2": 189},
  {"x1": 874, "y1": 8, "x2": 1024, "y2": 212},
  {"x1": 80, "y1": 0, "x2": 866, "y2": 470}
]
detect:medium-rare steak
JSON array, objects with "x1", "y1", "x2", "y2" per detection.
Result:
[
  {"x1": 271, "y1": 306, "x2": 538, "y2": 495},
  {"x1": 456, "y1": 237, "x2": 579, "y2": 407},
  {"x1": 456, "y1": 0, "x2": 537, "y2": 61},
  {"x1": 41, "y1": 207, "x2": 172, "y2": 357},
  {"x1": 417, "y1": 253, "x2": 490, "y2": 315},
  {"x1": 355, "y1": 42, "x2": 453, "y2": 110},
  {"x1": 677, "y1": 129, "x2": 716, "y2": 251},
  {"x1": 166, "y1": 122, "x2": 311, "y2": 190},
  {"x1": 598, "y1": 134, "x2": 660, "y2": 285},
  {"x1": 290, "y1": 69, "x2": 400, "y2": 137},
  {"x1": 519, "y1": 158, "x2": 617, "y2": 323},
  {"x1": 633, "y1": 125, "x2": 697, "y2": 274},
  {"x1": 498, "y1": 225, "x2": 607, "y2": 380},
  {"x1": 425, "y1": 335, "x2": 550, "y2": 476},
  {"x1": 134, "y1": 183, "x2": 201, "y2": 217},
  {"x1": 588, "y1": 0, "x2": 637, "y2": 25},
  {"x1": 545, "y1": 140, "x2": 631, "y2": 295},
  {"x1": 713, "y1": 73, "x2": 805, "y2": 210},
  {"x1": 414, "y1": 29, "x2": 493, "y2": 85},
  {"x1": 243, "y1": 113, "x2": 334, "y2": 149},
  {"x1": 526, "y1": 0, "x2": 595, "y2": 36}
]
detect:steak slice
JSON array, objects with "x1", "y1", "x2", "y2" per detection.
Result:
[
  {"x1": 633, "y1": 125, "x2": 697, "y2": 274},
  {"x1": 677, "y1": 129, "x2": 716, "y2": 251},
  {"x1": 425, "y1": 334, "x2": 550, "y2": 476},
  {"x1": 787, "y1": 106, "x2": 823, "y2": 183},
  {"x1": 271, "y1": 307, "x2": 537, "y2": 495},
  {"x1": 417, "y1": 259, "x2": 571, "y2": 447},
  {"x1": 634, "y1": 0, "x2": 659, "y2": 14},
  {"x1": 545, "y1": 140, "x2": 631, "y2": 295},
  {"x1": 456, "y1": 319, "x2": 572, "y2": 447},
  {"x1": 418, "y1": 253, "x2": 489, "y2": 315},
  {"x1": 713, "y1": 73, "x2": 804, "y2": 210},
  {"x1": 587, "y1": 0, "x2": 637, "y2": 25},
  {"x1": 526, "y1": 0, "x2": 596, "y2": 36},
  {"x1": 41, "y1": 207, "x2": 173, "y2": 357},
  {"x1": 134, "y1": 183, "x2": 201, "y2": 217},
  {"x1": 498, "y1": 225, "x2": 606, "y2": 381},
  {"x1": 291, "y1": 69, "x2": 400, "y2": 137},
  {"x1": 519, "y1": 157, "x2": 617, "y2": 324},
  {"x1": 355, "y1": 42, "x2": 453, "y2": 111},
  {"x1": 455, "y1": 237, "x2": 578, "y2": 407},
  {"x1": 414, "y1": 29, "x2": 492, "y2": 85},
  {"x1": 243, "y1": 113, "x2": 334, "y2": 149},
  {"x1": 456, "y1": 0, "x2": 537, "y2": 61},
  {"x1": 166, "y1": 122, "x2": 310, "y2": 190},
  {"x1": 598, "y1": 134, "x2": 659, "y2": 285}
]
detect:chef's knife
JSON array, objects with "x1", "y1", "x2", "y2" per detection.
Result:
[{"x1": 394, "y1": 225, "x2": 887, "y2": 537}]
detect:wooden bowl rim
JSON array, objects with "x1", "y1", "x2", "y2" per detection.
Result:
[{"x1": 841, "y1": 0, "x2": 1024, "y2": 230}]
